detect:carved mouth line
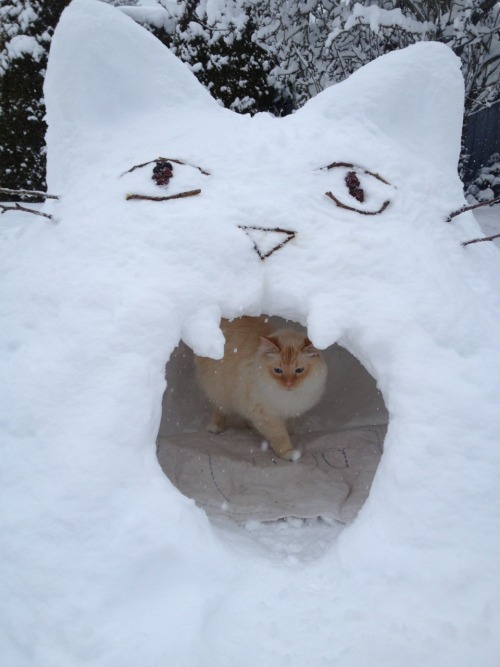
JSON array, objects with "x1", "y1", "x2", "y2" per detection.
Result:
[{"x1": 238, "y1": 225, "x2": 296, "y2": 261}]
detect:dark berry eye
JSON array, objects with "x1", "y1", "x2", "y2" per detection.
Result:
[
  {"x1": 152, "y1": 160, "x2": 174, "y2": 186},
  {"x1": 323, "y1": 162, "x2": 393, "y2": 216},
  {"x1": 274, "y1": 368, "x2": 283, "y2": 374},
  {"x1": 295, "y1": 367, "x2": 304, "y2": 374},
  {"x1": 345, "y1": 171, "x2": 364, "y2": 203}
]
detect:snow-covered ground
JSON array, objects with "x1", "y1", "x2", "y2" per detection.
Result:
[{"x1": 2, "y1": 2, "x2": 500, "y2": 666}]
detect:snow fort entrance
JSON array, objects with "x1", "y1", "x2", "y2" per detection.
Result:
[{"x1": 157, "y1": 316, "x2": 388, "y2": 525}]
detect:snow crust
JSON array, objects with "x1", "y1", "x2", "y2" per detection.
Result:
[{"x1": 2, "y1": 0, "x2": 500, "y2": 665}]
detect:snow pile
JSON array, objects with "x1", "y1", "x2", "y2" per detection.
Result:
[{"x1": 2, "y1": 1, "x2": 500, "y2": 665}]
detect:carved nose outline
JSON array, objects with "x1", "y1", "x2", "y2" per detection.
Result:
[{"x1": 238, "y1": 225, "x2": 296, "y2": 260}]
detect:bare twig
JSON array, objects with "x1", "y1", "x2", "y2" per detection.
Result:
[
  {"x1": 238, "y1": 225, "x2": 296, "y2": 260},
  {"x1": 0, "y1": 202, "x2": 55, "y2": 221},
  {"x1": 323, "y1": 162, "x2": 391, "y2": 185},
  {"x1": 462, "y1": 233, "x2": 500, "y2": 247},
  {"x1": 126, "y1": 189, "x2": 201, "y2": 202},
  {"x1": 122, "y1": 157, "x2": 210, "y2": 177},
  {"x1": 0, "y1": 187, "x2": 59, "y2": 200},
  {"x1": 325, "y1": 191, "x2": 391, "y2": 215},
  {"x1": 447, "y1": 195, "x2": 500, "y2": 222}
]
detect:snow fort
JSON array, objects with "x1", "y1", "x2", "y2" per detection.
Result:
[{"x1": 2, "y1": 0, "x2": 500, "y2": 665}]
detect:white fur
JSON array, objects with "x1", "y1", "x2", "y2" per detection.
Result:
[
  {"x1": 254, "y1": 361, "x2": 327, "y2": 419},
  {"x1": 195, "y1": 316, "x2": 327, "y2": 460}
]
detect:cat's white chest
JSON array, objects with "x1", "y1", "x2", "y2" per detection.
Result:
[{"x1": 254, "y1": 369, "x2": 326, "y2": 419}]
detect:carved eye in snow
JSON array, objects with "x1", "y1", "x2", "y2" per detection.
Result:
[
  {"x1": 323, "y1": 162, "x2": 394, "y2": 216},
  {"x1": 121, "y1": 156, "x2": 210, "y2": 202}
]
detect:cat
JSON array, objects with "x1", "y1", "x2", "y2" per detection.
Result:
[{"x1": 194, "y1": 316, "x2": 327, "y2": 461}]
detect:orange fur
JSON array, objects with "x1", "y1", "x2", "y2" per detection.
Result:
[{"x1": 194, "y1": 316, "x2": 327, "y2": 461}]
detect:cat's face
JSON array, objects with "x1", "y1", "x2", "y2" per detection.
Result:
[
  {"x1": 259, "y1": 332, "x2": 324, "y2": 392},
  {"x1": 37, "y1": 0, "x2": 500, "y2": 601},
  {"x1": 44, "y1": 1, "x2": 471, "y2": 366}
]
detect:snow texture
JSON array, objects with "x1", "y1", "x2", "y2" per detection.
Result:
[
  {"x1": 5, "y1": 34, "x2": 45, "y2": 62},
  {"x1": 2, "y1": 1, "x2": 500, "y2": 665}
]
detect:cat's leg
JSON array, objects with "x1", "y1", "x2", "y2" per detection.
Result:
[
  {"x1": 286, "y1": 417, "x2": 296, "y2": 435},
  {"x1": 251, "y1": 412, "x2": 301, "y2": 462},
  {"x1": 206, "y1": 407, "x2": 227, "y2": 434}
]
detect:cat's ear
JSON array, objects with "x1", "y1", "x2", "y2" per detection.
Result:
[
  {"x1": 260, "y1": 337, "x2": 280, "y2": 355},
  {"x1": 45, "y1": 0, "x2": 215, "y2": 126},
  {"x1": 44, "y1": 0, "x2": 217, "y2": 188},
  {"x1": 302, "y1": 338, "x2": 320, "y2": 357},
  {"x1": 301, "y1": 42, "x2": 464, "y2": 170}
]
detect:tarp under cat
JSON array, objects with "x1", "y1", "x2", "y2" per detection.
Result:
[{"x1": 2, "y1": 1, "x2": 500, "y2": 666}]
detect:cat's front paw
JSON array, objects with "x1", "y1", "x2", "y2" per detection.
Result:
[
  {"x1": 280, "y1": 448, "x2": 302, "y2": 463},
  {"x1": 207, "y1": 422, "x2": 225, "y2": 434},
  {"x1": 206, "y1": 410, "x2": 226, "y2": 434}
]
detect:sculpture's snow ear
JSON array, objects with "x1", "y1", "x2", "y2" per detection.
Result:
[
  {"x1": 44, "y1": 0, "x2": 215, "y2": 132},
  {"x1": 303, "y1": 42, "x2": 464, "y2": 170}
]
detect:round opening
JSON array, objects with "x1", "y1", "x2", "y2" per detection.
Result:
[{"x1": 156, "y1": 316, "x2": 388, "y2": 551}]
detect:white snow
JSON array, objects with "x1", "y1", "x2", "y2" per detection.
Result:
[
  {"x1": 5, "y1": 34, "x2": 44, "y2": 62},
  {"x1": 344, "y1": 3, "x2": 433, "y2": 35},
  {"x1": 118, "y1": 5, "x2": 174, "y2": 31},
  {"x1": 474, "y1": 202, "x2": 500, "y2": 245},
  {"x1": 1, "y1": 1, "x2": 500, "y2": 666}
]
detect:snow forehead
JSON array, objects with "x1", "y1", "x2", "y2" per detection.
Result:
[
  {"x1": 39, "y1": 0, "x2": 500, "y2": 364},
  {"x1": 46, "y1": 0, "x2": 463, "y2": 176},
  {"x1": 41, "y1": 1, "x2": 500, "y2": 363}
]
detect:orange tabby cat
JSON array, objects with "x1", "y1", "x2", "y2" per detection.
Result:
[{"x1": 195, "y1": 316, "x2": 327, "y2": 461}]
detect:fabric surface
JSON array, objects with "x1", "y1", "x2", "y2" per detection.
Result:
[{"x1": 157, "y1": 425, "x2": 386, "y2": 523}]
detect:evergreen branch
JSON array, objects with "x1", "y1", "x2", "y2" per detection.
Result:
[
  {"x1": 0, "y1": 187, "x2": 59, "y2": 200},
  {"x1": 454, "y1": 27, "x2": 500, "y2": 52},
  {"x1": 398, "y1": 0, "x2": 427, "y2": 23},
  {"x1": 471, "y1": 0, "x2": 499, "y2": 24}
]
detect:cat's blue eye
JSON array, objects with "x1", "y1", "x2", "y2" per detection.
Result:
[
  {"x1": 274, "y1": 368, "x2": 283, "y2": 374},
  {"x1": 295, "y1": 367, "x2": 304, "y2": 374}
]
